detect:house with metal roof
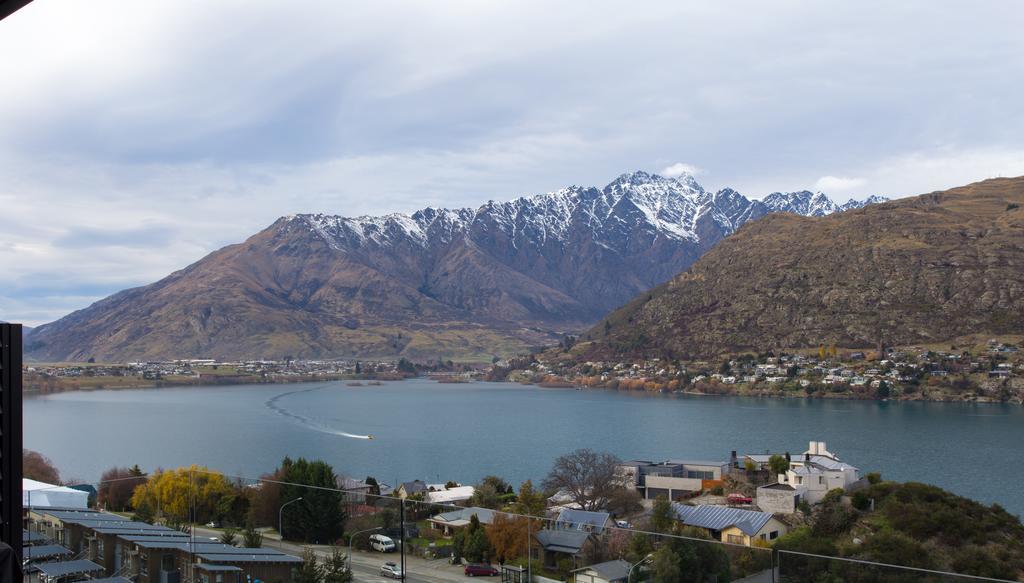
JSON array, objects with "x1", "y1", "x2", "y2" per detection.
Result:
[
  {"x1": 427, "y1": 506, "x2": 506, "y2": 535},
  {"x1": 424, "y1": 485, "x2": 475, "y2": 505},
  {"x1": 672, "y1": 504, "x2": 788, "y2": 546},
  {"x1": 571, "y1": 559, "x2": 632, "y2": 583},
  {"x1": 535, "y1": 529, "x2": 594, "y2": 569},
  {"x1": 552, "y1": 508, "x2": 611, "y2": 535}
]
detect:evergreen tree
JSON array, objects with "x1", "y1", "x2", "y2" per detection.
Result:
[
  {"x1": 279, "y1": 457, "x2": 346, "y2": 543},
  {"x1": 322, "y1": 548, "x2": 354, "y2": 583},
  {"x1": 295, "y1": 548, "x2": 323, "y2": 583},
  {"x1": 219, "y1": 528, "x2": 238, "y2": 546}
]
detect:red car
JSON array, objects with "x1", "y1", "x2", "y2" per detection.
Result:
[
  {"x1": 727, "y1": 493, "x2": 753, "y2": 504},
  {"x1": 464, "y1": 564, "x2": 499, "y2": 577}
]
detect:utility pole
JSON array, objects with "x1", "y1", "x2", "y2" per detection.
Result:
[{"x1": 400, "y1": 499, "x2": 406, "y2": 580}]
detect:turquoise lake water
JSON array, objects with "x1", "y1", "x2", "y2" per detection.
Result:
[{"x1": 24, "y1": 379, "x2": 1024, "y2": 517}]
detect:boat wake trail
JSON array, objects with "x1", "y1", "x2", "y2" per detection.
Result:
[{"x1": 265, "y1": 386, "x2": 374, "y2": 440}]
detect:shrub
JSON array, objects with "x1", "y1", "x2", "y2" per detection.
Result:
[
  {"x1": 866, "y1": 472, "x2": 882, "y2": 485},
  {"x1": 710, "y1": 486, "x2": 724, "y2": 496},
  {"x1": 851, "y1": 490, "x2": 871, "y2": 511}
]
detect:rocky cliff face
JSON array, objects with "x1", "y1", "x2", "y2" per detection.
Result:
[
  {"x1": 26, "y1": 171, "x2": 884, "y2": 361},
  {"x1": 582, "y1": 177, "x2": 1024, "y2": 359}
]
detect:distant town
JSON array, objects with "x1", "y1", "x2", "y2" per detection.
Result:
[{"x1": 23, "y1": 338, "x2": 1024, "y2": 405}]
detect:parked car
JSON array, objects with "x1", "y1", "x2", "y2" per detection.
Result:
[
  {"x1": 370, "y1": 533, "x2": 397, "y2": 552},
  {"x1": 380, "y1": 562, "x2": 403, "y2": 579},
  {"x1": 464, "y1": 564, "x2": 499, "y2": 577},
  {"x1": 727, "y1": 493, "x2": 753, "y2": 504},
  {"x1": 615, "y1": 520, "x2": 633, "y2": 529}
]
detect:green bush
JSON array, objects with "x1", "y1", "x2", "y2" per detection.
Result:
[
  {"x1": 851, "y1": 490, "x2": 871, "y2": 511},
  {"x1": 710, "y1": 486, "x2": 724, "y2": 496},
  {"x1": 866, "y1": 472, "x2": 882, "y2": 485}
]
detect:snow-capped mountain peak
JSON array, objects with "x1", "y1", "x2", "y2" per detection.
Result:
[{"x1": 289, "y1": 171, "x2": 885, "y2": 253}]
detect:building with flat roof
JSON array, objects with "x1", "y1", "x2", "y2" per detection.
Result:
[{"x1": 617, "y1": 459, "x2": 730, "y2": 500}]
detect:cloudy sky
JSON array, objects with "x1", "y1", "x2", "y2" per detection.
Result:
[{"x1": 3, "y1": 1, "x2": 1024, "y2": 326}]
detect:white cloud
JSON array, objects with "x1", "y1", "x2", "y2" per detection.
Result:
[
  {"x1": 1, "y1": 1, "x2": 1024, "y2": 325},
  {"x1": 814, "y1": 175, "x2": 866, "y2": 193},
  {"x1": 661, "y1": 162, "x2": 702, "y2": 178}
]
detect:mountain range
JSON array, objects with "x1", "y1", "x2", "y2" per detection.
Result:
[
  {"x1": 580, "y1": 177, "x2": 1024, "y2": 359},
  {"x1": 26, "y1": 171, "x2": 886, "y2": 362}
]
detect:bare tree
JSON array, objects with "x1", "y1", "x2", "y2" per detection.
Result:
[
  {"x1": 543, "y1": 448, "x2": 622, "y2": 511},
  {"x1": 24, "y1": 449, "x2": 60, "y2": 483}
]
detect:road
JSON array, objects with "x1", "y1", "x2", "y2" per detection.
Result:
[{"x1": 191, "y1": 526, "x2": 472, "y2": 582}]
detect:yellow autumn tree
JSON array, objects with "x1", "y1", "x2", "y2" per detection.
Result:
[
  {"x1": 486, "y1": 514, "x2": 529, "y2": 564},
  {"x1": 818, "y1": 345, "x2": 826, "y2": 360},
  {"x1": 130, "y1": 465, "x2": 237, "y2": 527}
]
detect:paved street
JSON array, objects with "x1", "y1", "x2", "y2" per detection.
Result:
[{"x1": 191, "y1": 527, "x2": 471, "y2": 582}]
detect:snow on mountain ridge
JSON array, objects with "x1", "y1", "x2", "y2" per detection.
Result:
[{"x1": 290, "y1": 171, "x2": 884, "y2": 251}]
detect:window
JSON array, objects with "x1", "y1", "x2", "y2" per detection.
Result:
[
  {"x1": 795, "y1": 476, "x2": 803, "y2": 485},
  {"x1": 162, "y1": 554, "x2": 175, "y2": 572},
  {"x1": 686, "y1": 470, "x2": 714, "y2": 480},
  {"x1": 770, "y1": 530, "x2": 780, "y2": 540},
  {"x1": 727, "y1": 534, "x2": 745, "y2": 544},
  {"x1": 140, "y1": 553, "x2": 149, "y2": 576}
]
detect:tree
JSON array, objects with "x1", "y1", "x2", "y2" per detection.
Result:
[
  {"x1": 98, "y1": 466, "x2": 145, "y2": 511},
  {"x1": 768, "y1": 454, "x2": 790, "y2": 477},
  {"x1": 463, "y1": 514, "x2": 493, "y2": 563},
  {"x1": 607, "y1": 487, "x2": 643, "y2": 517},
  {"x1": 512, "y1": 480, "x2": 547, "y2": 517},
  {"x1": 295, "y1": 548, "x2": 323, "y2": 583},
  {"x1": 543, "y1": 449, "x2": 622, "y2": 511},
  {"x1": 220, "y1": 528, "x2": 239, "y2": 546},
  {"x1": 364, "y1": 476, "x2": 381, "y2": 497},
  {"x1": 24, "y1": 449, "x2": 60, "y2": 483},
  {"x1": 469, "y1": 483, "x2": 503, "y2": 510},
  {"x1": 130, "y1": 465, "x2": 238, "y2": 528},
  {"x1": 650, "y1": 496, "x2": 675, "y2": 534},
  {"x1": 279, "y1": 457, "x2": 346, "y2": 543},
  {"x1": 486, "y1": 514, "x2": 529, "y2": 564},
  {"x1": 242, "y1": 522, "x2": 264, "y2": 548},
  {"x1": 650, "y1": 545, "x2": 682, "y2": 582},
  {"x1": 480, "y1": 475, "x2": 513, "y2": 495},
  {"x1": 322, "y1": 547, "x2": 354, "y2": 583}
]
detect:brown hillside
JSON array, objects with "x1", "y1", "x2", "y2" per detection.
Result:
[{"x1": 585, "y1": 177, "x2": 1024, "y2": 359}]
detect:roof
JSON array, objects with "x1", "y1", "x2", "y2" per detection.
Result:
[
  {"x1": 554, "y1": 509, "x2": 610, "y2": 534},
  {"x1": 23, "y1": 530, "x2": 47, "y2": 544},
  {"x1": 429, "y1": 507, "x2": 501, "y2": 527},
  {"x1": 337, "y1": 476, "x2": 370, "y2": 490},
  {"x1": 195, "y1": 564, "x2": 244, "y2": 572},
  {"x1": 572, "y1": 559, "x2": 631, "y2": 581},
  {"x1": 195, "y1": 552, "x2": 303, "y2": 564},
  {"x1": 35, "y1": 509, "x2": 132, "y2": 523},
  {"x1": 666, "y1": 459, "x2": 729, "y2": 468},
  {"x1": 34, "y1": 559, "x2": 105, "y2": 577},
  {"x1": 425, "y1": 486, "x2": 475, "y2": 504},
  {"x1": 535, "y1": 529, "x2": 590, "y2": 554},
  {"x1": 22, "y1": 544, "x2": 72, "y2": 560},
  {"x1": 399, "y1": 480, "x2": 427, "y2": 494},
  {"x1": 758, "y1": 483, "x2": 797, "y2": 491},
  {"x1": 672, "y1": 504, "x2": 774, "y2": 537},
  {"x1": 87, "y1": 578, "x2": 133, "y2": 583}
]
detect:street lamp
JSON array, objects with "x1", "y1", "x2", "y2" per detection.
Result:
[
  {"x1": 628, "y1": 553, "x2": 654, "y2": 582},
  {"x1": 348, "y1": 526, "x2": 383, "y2": 572},
  {"x1": 278, "y1": 497, "x2": 303, "y2": 541}
]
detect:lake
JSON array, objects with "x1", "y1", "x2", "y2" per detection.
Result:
[{"x1": 23, "y1": 379, "x2": 1024, "y2": 517}]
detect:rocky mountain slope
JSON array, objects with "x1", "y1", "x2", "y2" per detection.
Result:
[
  {"x1": 26, "y1": 171, "x2": 884, "y2": 362},
  {"x1": 580, "y1": 177, "x2": 1024, "y2": 359}
]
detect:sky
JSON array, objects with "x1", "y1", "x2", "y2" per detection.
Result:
[{"x1": 2, "y1": 1, "x2": 1024, "y2": 326}]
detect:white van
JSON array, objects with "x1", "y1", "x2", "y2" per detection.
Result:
[{"x1": 369, "y1": 533, "x2": 396, "y2": 552}]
